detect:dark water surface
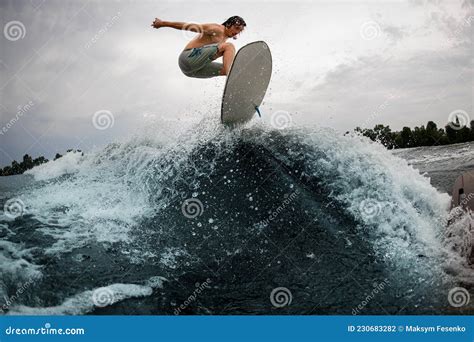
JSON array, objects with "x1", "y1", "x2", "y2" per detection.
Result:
[{"x1": 1, "y1": 122, "x2": 473, "y2": 315}]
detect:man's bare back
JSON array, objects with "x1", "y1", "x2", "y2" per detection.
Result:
[{"x1": 184, "y1": 23, "x2": 228, "y2": 50}]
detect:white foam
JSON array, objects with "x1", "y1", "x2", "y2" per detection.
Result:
[
  {"x1": 25, "y1": 151, "x2": 84, "y2": 181},
  {"x1": 11, "y1": 116, "x2": 227, "y2": 258},
  {"x1": 7, "y1": 276, "x2": 167, "y2": 315},
  {"x1": 160, "y1": 247, "x2": 189, "y2": 269},
  {"x1": 0, "y1": 241, "x2": 43, "y2": 303},
  {"x1": 393, "y1": 142, "x2": 474, "y2": 169},
  {"x1": 443, "y1": 208, "x2": 474, "y2": 284}
]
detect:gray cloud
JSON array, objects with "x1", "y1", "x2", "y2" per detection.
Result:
[{"x1": 291, "y1": 48, "x2": 473, "y2": 131}]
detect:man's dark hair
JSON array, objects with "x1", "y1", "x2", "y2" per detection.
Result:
[{"x1": 222, "y1": 16, "x2": 246, "y2": 28}]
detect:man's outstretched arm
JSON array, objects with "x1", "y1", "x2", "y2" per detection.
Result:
[
  {"x1": 151, "y1": 18, "x2": 216, "y2": 34},
  {"x1": 151, "y1": 18, "x2": 187, "y2": 30}
]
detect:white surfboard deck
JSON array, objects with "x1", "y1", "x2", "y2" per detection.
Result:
[{"x1": 221, "y1": 41, "x2": 272, "y2": 126}]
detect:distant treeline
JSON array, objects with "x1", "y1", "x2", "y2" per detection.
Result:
[
  {"x1": 354, "y1": 119, "x2": 474, "y2": 149},
  {"x1": 0, "y1": 150, "x2": 81, "y2": 176}
]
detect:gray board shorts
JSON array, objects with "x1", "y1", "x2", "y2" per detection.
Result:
[{"x1": 178, "y1": 43, "x2": 223, "y2": 78}]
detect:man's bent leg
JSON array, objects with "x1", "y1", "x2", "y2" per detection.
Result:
[
  {"x1": 186, "y1": 62, "x2": 223, "y2": 79},
  {"x1": 217, "y1": 42, "x2": 236, "y2": 76}
]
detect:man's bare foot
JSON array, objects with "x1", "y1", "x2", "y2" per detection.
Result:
[{"x1": 219, "y1": 68, "x2": 227, "y2": 76}]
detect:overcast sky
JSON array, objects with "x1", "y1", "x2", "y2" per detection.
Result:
[{"x1": 0, "y1": 0, "x2": 473, "y2": 166}]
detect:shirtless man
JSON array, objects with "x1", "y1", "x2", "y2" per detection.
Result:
[{"x1": 151, "y1": 16, "x2": 246, "y2": 78}]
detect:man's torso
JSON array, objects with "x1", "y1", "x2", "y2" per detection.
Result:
[{"x1": 184, "y1": 24, "x2": 228, "y2": 49}]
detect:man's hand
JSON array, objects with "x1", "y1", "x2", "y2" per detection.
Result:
[{"x1": 151, "y1": 18, "x2": 164, "y2": 29}]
